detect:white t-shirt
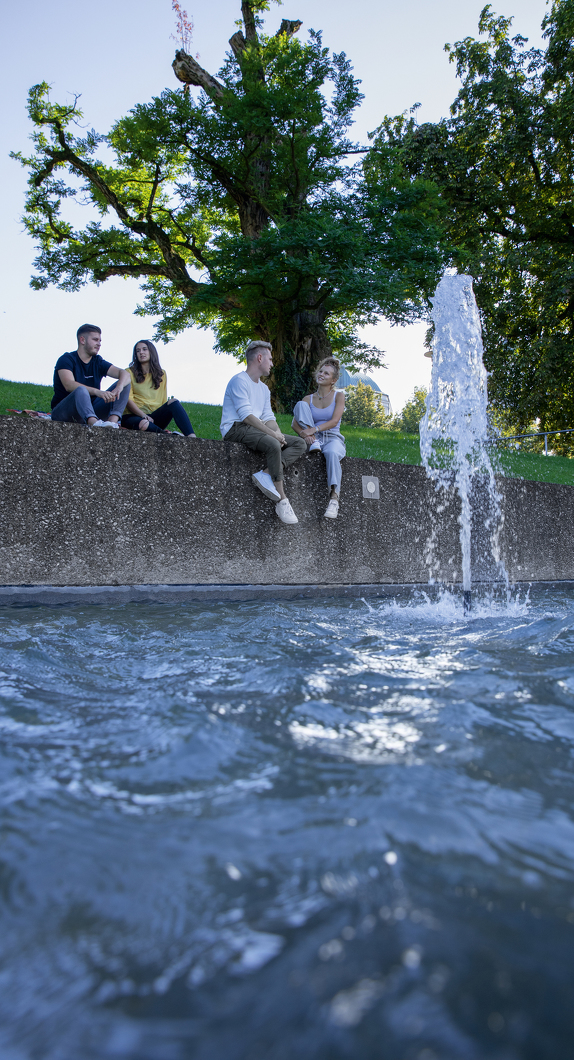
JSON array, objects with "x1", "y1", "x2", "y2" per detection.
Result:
[{"x1": 220, "y1": 371, "x2": 274, "y2": 437}]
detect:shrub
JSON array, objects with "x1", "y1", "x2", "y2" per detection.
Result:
[
  {"x1": 342, "y1": 381, "x2": 391, "y2": 429},
  {"x1": 392, "y1": 386, "x2": 428, "y2": 433}
]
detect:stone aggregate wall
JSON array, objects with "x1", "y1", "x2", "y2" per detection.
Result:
[{"x1": 0, "y1": 417, "x2": 572, "y2": 586}]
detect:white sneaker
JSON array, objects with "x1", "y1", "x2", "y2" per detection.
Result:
[
  {"x1": 275, "y1": 498, "x2": 298, "y2": 524},
  {"x1": 324, "y1": 498, "x2": 339, "y2": 519},
  {"x1": 308, "y1": 440, "x2": 321, "y2": 452},
  {"x1": 92, "y1": 419, "x2": 119, "y2": 429},
  {"x1": 252, "y1": 470, "x2": 281, "y2": 501}
]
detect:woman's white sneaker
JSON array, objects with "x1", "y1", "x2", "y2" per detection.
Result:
[
  {"x1": 308, "y1": 440, "x2": 321, "y2": 452},
  {"x1": 324, "y1": 498, "x2": 339, "y2": 519},
  {"x1": 275, "y1": 499, "x2": 298, "y2": 524}
]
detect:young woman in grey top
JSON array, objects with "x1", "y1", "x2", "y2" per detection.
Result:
[{"x1": 292, "y1": 357, "x2": 346, "y2": 519}]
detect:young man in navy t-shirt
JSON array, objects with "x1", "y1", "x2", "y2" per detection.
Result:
[{"x1": 51, "y1": 324, "x2": 131, "y2": 428}]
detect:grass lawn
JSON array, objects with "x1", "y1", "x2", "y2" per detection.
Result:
[
  {"x1": 1, "y1": 377, "x2": 572, "y2": 486},
  {"x1": 0, "y1": 378, "x2": 54, "y2": 416}
]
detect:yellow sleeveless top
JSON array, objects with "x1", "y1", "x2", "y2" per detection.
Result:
[{"x1": 127, "y1": 368, "x2": 167, "y2": 414}]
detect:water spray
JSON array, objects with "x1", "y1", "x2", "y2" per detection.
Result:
[{"x1": 420, "y1": 272, "x2": 508, "y2": 609}]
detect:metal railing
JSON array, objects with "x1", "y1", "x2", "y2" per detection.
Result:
[{"x1": 495, "y1": 427, "x2": 574, "y2": 456}]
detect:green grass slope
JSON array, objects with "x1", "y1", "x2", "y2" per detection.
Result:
[
  {"x1": 1, "y1": 378, "x2": 572, "y2": 486},
  {"x1": 0, "y1": 378, "x2": 54, "y2": 416}
]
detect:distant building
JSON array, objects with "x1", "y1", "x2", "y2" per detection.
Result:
[{"x1": 338, "y1": 368, "x2": 392, "y2": 417}]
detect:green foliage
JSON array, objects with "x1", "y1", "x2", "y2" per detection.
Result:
[
  {"x1": 392, "y1": 386, "x2": 428, "y2": 433},
  {"x1": 373, "y1": 0, "x2": 574, "y2": 433},
  {"x1": 342, "y1": 381, "x2": 390, "y2": 428},
  {"x1": 12, "y1": 2, "x2": 446, "y2": 409}
]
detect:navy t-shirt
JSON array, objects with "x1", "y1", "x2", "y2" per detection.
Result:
[{"x1": 52, "y1": 351, "x2": 112, "y2": 409}]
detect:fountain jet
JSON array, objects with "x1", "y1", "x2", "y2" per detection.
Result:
[{"x1": 420, "y1": 272, "x2": 507, "y2": 609}]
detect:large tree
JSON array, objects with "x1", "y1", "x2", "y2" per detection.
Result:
[
  {"x1": 14, "y1": 0, "x2": 444, "y2": 409},
  {"x1": 372, "y1": 0, "x2": 574, "y2": 435}
]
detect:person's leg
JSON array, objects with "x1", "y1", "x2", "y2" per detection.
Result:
[
  {"x1": 225, "y1": 422, "x2": 286, "y2": 498},
  {"x1": 121, "y1": 415, "x2": 164, "y2": 433},
  {"x1": 224, "y1": 422, "x2": 299, "y2": 523},
  {"x1": 51, "y1": 387, "x2": 95, "y2": 424},
  {"x1": 249, "y1": 433, "x2": 284, "y2": 491},
  {"x1": 91, "y1": 382, "x2": 130, "y2": 423},
  {"x1": 321, "y1": 435, "x2": 345, "y2": 497},
  {"x1": 293, "y1": 401, "x2": 322, "y2": 451},
  {"x1": 293, "y1": 400, "x2": 315, "y2": 430},
  {"x1": 280, "y1": 434, "x2": 307, "y2": 470},
  {"x1": 151, "y1": 400, "x2": 195, "y2": 436},
  {"x1": 121, "y1": 415, "x2": 144, "y2": 430}
]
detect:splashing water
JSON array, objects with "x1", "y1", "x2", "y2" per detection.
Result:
[
  {"x1": 420, "y1": 272, "x2": 507, "y2": 600},
  {"x1": 2, "y1": 590, "x2": 574, "y2": 1059}
]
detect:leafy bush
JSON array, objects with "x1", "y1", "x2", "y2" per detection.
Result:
[
  {"x1": 342, "y1": 382, "x2": 391, "y2": 428},
  {"x1": 392, "y1": 386, "x2": 428, "y2": 433}
]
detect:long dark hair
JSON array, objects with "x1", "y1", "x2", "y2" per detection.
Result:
[{"x1": 129, "y1": 340, "x2": 164, "y2": 389}]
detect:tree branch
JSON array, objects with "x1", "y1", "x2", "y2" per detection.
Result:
[
  {"x1": 229, "y1": 31, "x2": 246, "y2": 58},
  {"x1": 36, "y1": 115, "x2": 206, "y2": 296},
  {"x1": 92, "y1": 263, "x2": 170, "y2": 281},
  {"x1": 276, "y1": 19, "x2": 302, "y2": 38},
  {"x1": 147, "y1": 163, "x2": 162, "y2": 219},
  {"x1": 172, "y1": 50, "x2": 224, "y2": 99},
  {"x1": 242, "y1": 0, "x2": 258, "y2": 43},
  {"x1": 528, "y1": 150, "x2": 543, "y2": 187}
]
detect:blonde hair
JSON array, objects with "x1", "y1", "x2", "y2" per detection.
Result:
[
  {"x1": 245, "y1": 340, "x2": 272, "y2": 364},
  {"x1": 314, "y1": 356, "x2": 340, "y2": 390}
]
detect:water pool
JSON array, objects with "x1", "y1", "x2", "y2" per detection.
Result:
[{"x1": 1, "y1": 588, "x2": 574, "y2": 1059}]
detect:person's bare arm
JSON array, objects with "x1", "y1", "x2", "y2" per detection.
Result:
[
  {"x1": 105, "y1": 366, "x2": 131, "y2": 402},
  {"x1": 57, "y1": 369, "x2": 107, "y2": 400},
  {"x1": 313, "y1": 392, "x2": 345, "y2": 432},
  {"x1": 125, "y1": 397, "x2": 151, "y2": 419},
  {"x1": 264, "y1": 418, "x2": 288, "y2": 445},
  {"x1": 243, "y1": 413, "x2": 286, "y2": 445}
]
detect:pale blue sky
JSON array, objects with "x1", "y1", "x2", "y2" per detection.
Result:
[{"x1": 0, "y1": 0, "x2": 547, "y2": 410}]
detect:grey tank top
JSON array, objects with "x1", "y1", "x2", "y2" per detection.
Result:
[{"x1": 310, "y1": 393, "x2": 342, "y2": 432}]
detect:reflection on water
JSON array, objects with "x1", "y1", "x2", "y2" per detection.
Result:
[{"x1": 1, "y1": 587, "x2": 574, "y2": 1059}]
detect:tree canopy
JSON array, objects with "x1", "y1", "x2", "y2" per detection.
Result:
[
  {"x1": 342, "y1": 381, "x2": 390, "y2": 428},
  {"x1": 13, "y1": 0, "x2": 445, "y2": 409},
  {"x1": 391, "y1": 386, "x2": 428, "y2": 433},
  {"x1": 373, "y1": 0, "x2": 574, "y2": 432}
]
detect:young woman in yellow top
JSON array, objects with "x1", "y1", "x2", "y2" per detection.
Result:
[{"x1": 122, "y1": 340, "x2": 196, "y2": 437}]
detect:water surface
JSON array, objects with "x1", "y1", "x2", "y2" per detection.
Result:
[{"x1": 1, "y1": 588, "x2": 574, "y2": 1059}]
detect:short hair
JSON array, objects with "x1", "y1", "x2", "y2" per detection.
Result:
[
  {"x1": 77, "y1": 323, "x2": 101, "y2": 340},
  {"x1": 314, "y1": 356, "x2": 341, "y2": 388},
  {"x1": 245, "y1": 340, "x2": 272, "y2": 365}
]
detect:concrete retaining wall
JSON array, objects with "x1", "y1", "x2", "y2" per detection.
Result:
[{"x1": 0, "y1": 417, "x2": 572, "y2": 587}]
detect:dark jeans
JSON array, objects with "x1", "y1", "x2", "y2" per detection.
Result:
[
  {"x1": 122, "y1": 400, "x2": 195, "y2": 436},
  {"x1": 51, "y1": 382, "x2": 130, "y2": 423}
]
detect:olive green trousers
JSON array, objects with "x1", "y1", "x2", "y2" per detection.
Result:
[{"x1": 224, "y1": 421, "x2": 306, "y2": 482}]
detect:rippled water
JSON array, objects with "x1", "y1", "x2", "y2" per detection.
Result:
[{"x1": 1, "y1": 588, "x2": 574, "y2": 1060}]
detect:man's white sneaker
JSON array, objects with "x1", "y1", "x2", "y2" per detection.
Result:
[
  {"x1": 324, "y1": 498, "x2": 339, "y2": 519},
  {"x1": 92, "y1": 419, "x2": 119, "y2": 429},
  {"x1": 252, "y1": 470, "x2": 281, "y2": 501},
  {"x1": 308, "y1": 440, "x2": 321, "y2": 452},
  {"x1": 275, "y1": 499, "x2": 299, "y2": 524}
]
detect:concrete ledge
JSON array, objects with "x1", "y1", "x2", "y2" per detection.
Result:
[{"x1": 1, "y1": 417, "x2": 573, "y2": 586}]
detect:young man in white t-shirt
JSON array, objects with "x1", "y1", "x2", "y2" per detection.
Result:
[{"x1": 221, "y1": 341, "x2": 306, "y2": 524}]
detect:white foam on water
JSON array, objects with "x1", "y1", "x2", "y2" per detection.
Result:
[{"x1": 364, "y1": 587, "x2": 532, "y2": 624}]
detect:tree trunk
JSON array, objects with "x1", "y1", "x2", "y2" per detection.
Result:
[{"x1": 269, "y1": 307, "x2": 333, "y2": 412}]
